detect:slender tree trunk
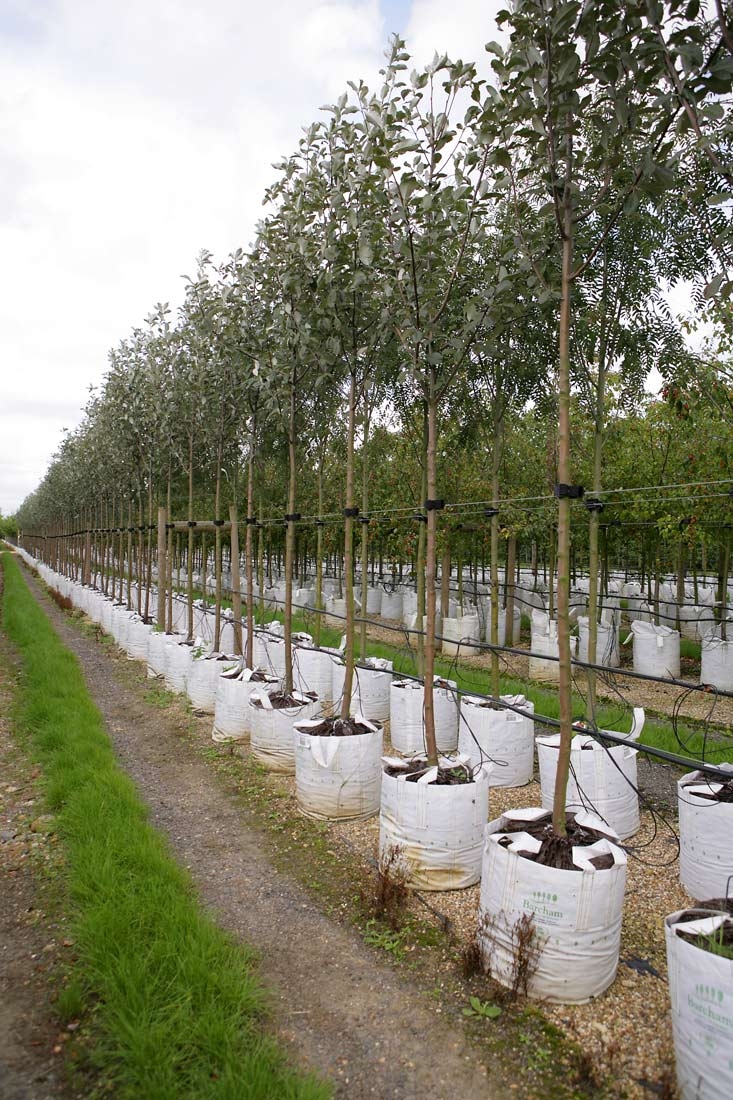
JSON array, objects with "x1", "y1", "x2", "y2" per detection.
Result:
[
  {"x1": 552, "y1": 161, "x2": 575, "y2": 839},
  {"x1": 490, "y1": 406, "x2": 503, "y2": 698},
  {"x1": 245, "y1": 429, "x2": 256, "y2": 667},
  {"x1": 415, "y1": 403, "x2": 428, "y2": 678},
  {"x1": 283, "y1": 381, "x2": 297, "y2": 695},
  {"x1": 359, "y1": 402, "x2": 371, "y2": 660},
  {"x1": 214, "y1": 448, "x2": 223, "y2": 651},
  {"x1": 341, "y1": 374, "x2": 357, "y2": 718},
  {"x1": 505, "y1": 535, "x2": 517, "y2": 647},
  {"x1": 157, "y1": 506, "x2": 167, "y2": 631},
  {"x1": 187, "y1": 437, "x2": 194, "y2": 640},
  {"x1": 314, "y1": 458, "x2": 324, "y2": 649},
  {"x1": 423, "y1": 378, "x2": 439, "y2": 766}
]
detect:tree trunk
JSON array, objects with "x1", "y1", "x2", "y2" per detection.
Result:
[
  {"x1": 283, "y1": 380, "x2": 297, "y2": 695},
  {"x1": 341, "y1": 374, "x2": 357, "y2": 719},
  {"x1": 551, "y1": 161, "x2": 575, "y2": 839},
  {"x1": 505, "y1": 535, "x2": 517, "y2": 647},
  {"x1": 423, "y1": 379, "x2": 439, "y2": 766},
  {"x1": 490, "y1": 407, "x2": 503, "y2": 698},
  {"x1": 187, "y1": 437, "x2": 194, "y2": 640},
  {"x1": 230, "y1": 505, "x2": 243, "y2": 657},
  {"x1": 157, "y1": 506, "x2": 167, "y2": 631}
]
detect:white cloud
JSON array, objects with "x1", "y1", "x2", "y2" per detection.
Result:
[
  {"x1": 0, "y1": 0, "x2": 513, "y2": 514},
  {"x1": 404, "y1": 0, "x2": 505, "y2": 68}
]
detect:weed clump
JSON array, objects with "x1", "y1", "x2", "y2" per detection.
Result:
[{"x1": 360, "y1": 844, "x2": 409, "y2": 929}]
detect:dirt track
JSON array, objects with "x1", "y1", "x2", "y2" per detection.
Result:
[{"x1": 7, "y1": 563, "x2": 504, "y2": 1100}]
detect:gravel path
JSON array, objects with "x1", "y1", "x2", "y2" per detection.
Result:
[{"x1": 18, "y1": 567, "x2": 503, "y2": 1100}]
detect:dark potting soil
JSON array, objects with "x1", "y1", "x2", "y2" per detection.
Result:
[
  {"x1": 689, "y1": 777, "x2": 733, "y2": 803},
  {"x1": 497, "y1": 811, "x2": 617, "y2": 872},
  {"x1": 251, "y1": 692, "x2": 304, "y2": 709},
  {"x1": 301, "y1": 717, "x2": 367, "y2": 737},
  {"x1": 384, "y1": 761, "x2": 475, "y2": 785}
]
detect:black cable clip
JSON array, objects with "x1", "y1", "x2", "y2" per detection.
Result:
[
  {"x1": 413, "y1": 513, "x2": 427, "y2": 523},
  {"x1": 484, "y1": 507, "x2": 499, "y2": 519},
  {"x1": 213, "y1": 518, "x2": 225, "y2": 527},
  {"x1": 343, "y1": 507, "x2": 360, "y2": 518},
  {"x1": 284, "y1": 513, "x2": 302, "y2": 522},
  {"x1": 424, "y1": 499, "x2": 445, "y2": 511},
  {"x1": 187, "y1": 520, "x2": 197, "y2": 528},
  {"x1": 245, "y1": 517, "x2": 258, "y2": 525},
  {"x1": 584, "y1": 497, "x2": 604, "y2": 513},
  {"x1": 358, "y1": 515, "x2": 371, "y2": 524},
  {"x1": 554, "y1": 484, "x2": 585, "y2": 500}
]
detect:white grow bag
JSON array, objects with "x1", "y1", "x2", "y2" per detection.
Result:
[
  {"x1": 701, "y1": 637, "x2": 733, "y2": 692},
  {"x1": 666, "y1": 909, "x2": 733, "y2": 1100},
  {"x1": 458, "y1": 695, "x2": 535, "y2": 787},
  {"x1": 389, "y1": 677, "x2": 459, "y2": 755},
  {"x1": 380, "y1": 588, "x2": 403, "y2": 620},
  {"x1": 294, "y1": 716, "x2": 383, "y2": 820},
  {"x1": 379, "y1": 756, "x2": 491, "y2": 891},
  {"x1": 364, "y1": 587, "x2": 383, "y2": 615},
  {"x1": 441, "y1": 613, "x2": 481, "y2": 658},
  {"x1": 479, "y1": 808, "x2": 627, "y2": 1003},
  {"x1": 332, "y1": 658, "x2": 393, "y2": 723},
  {"x1": 480, "y1": 602, "x2": 521, "y2": 646},
  {"x1": 146, "y1": 631, "x2": 179, "y2": 679},
  {"x1": 678, "y1": 767, "x2": 733, "y2": 900},
  {"x1": 293, "y1": 645, "x2": 341, "y2": 703},
  {"x1": 212, "y1": 668, "x2": 279, "y2": 742},
  {"x1": 577, "y1": 614, "x2": 619, "y2": 667},
  {"x1": 249, "y1": 690, "x2": 320, "y2": 773},
  {"x1": 126, "y1": 617, "x2": 152, "y2": 662},
  {"x1": 164, "y1": 640, "x2": 195, "y2": 694},
  {"x1": 536, "y1": 709, "x2": 645, "y2": 840},
  {"x1": 528, "y1": 612, "x2": 577, "y2": 682},
  {"x1": 629, "y1": 620, "x2": 680, "y2": 679},
  {"x1": 187, "y1": 653, "x2": 239, "y2": 713}
]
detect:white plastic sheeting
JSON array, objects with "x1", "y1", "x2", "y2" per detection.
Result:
[
  {"x1": 666, "y1": 909, "x2": 733, "y2": 1100},
  {"x1": 379, "y1": 755, "x2": 491, "y2": 891},
  {"x1": 389, "y1": 677, "x2": 460, "y2": 755},
  {"x1": 187, "y1": 653, "x2": 239, "y2": 713},
  {"x1": 294, "y1": 716, "x2": 383, "y2": 820},
  {"x1": 211, "y1": 668, "x2": 279, "y2": 742},
  {"x1": 332, "y1": 657, "x2": 393, "y2": 722},
  {"x1": 678, "y1": 767, "x2": 733, "y2": 900},
  {"x1": 536, "y1": 709, "x2": 645, "y2": 840},
  {"x1": 248, "y1": 690, "x2": 320, "y2": 772},
  {"x1": 629, "y1": 620, "x2": 681, "y2": 679},
  {"x1": 458, "y1": 695, "x2": 535, "y2": 787},
  {"x1": 701, "y1": 637, "x2": 733, "y2": 691},
  {"x1": 479, "y1": 808, "x2": 627, "y2": 1003}
]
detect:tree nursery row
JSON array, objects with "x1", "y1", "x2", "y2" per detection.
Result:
[{"x1": 10, "y1": 3, "x2": 733, "y2": 1097}]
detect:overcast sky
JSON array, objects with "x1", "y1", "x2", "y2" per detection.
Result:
[{"x1": 0, "y1": 0, "x2": 507, "y2": 515}]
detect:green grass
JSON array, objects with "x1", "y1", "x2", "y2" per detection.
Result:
[{"x1": 0, "y1": 552, "x2": 330, "y2": 1100}]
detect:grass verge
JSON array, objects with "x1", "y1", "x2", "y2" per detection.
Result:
[{"x1": 0, "y1": 551, "x2": 330, "y2": 1100}]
